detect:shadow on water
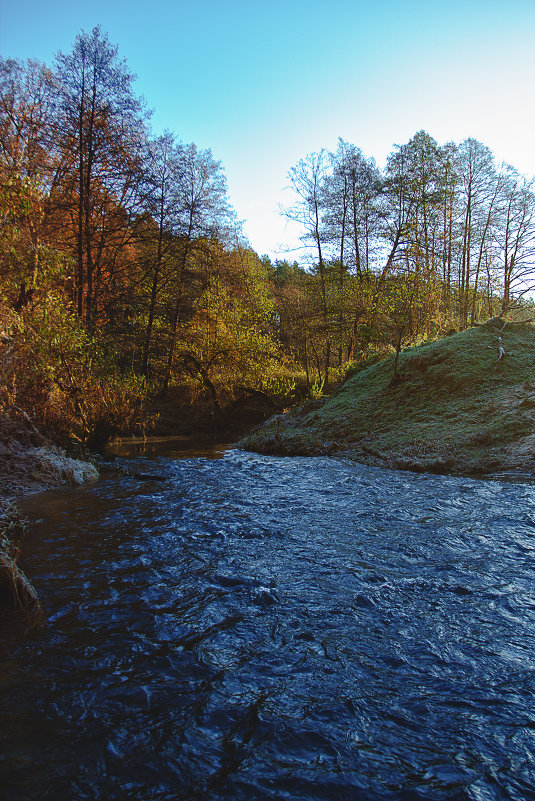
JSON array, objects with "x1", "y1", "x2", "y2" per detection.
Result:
[{"x1": 2, "y1": 441, "x2": 535, "y2": 800}]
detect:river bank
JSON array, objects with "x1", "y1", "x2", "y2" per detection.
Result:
[
  {"x1": 3, "y1": 317, "x2": 535, "y2": 611},
  {"x1": 0, "y1": 422, "x2": 99, "y2": 612},
  {"x1": 0, "y1": 440, "x2": 99, "y2": 504},
  {"x1": 240, "y1": 318, "x2": 535, "y2": 478}
]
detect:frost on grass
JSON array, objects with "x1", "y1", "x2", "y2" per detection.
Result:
[
  {"x1": 29, "y1": 447, "x2": 99, "y2": 487},
  {"x1": 0, "y1": 503, "x2": 39, "y2": 610}
]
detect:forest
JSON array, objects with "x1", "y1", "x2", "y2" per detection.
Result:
[{"x1": 1, "y1": 26, "x2": 535, "y2": 448}]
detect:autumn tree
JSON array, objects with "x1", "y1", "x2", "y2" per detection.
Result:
[
  {"x1": 0, "y1": 56, "x2": 59, "y2": 308},
  {"x1": 54, "y1": 26, "x2": 149, "y2": 334},
  {"x1": 160, "y1": 142, "x2": 234, "y2": 395},
  {"x1": 284, "y1": 150, "x2": 343, "y2": 387},
  {"x1": 170, "y1": 245, "x2": 290, "y2": 422},
  {"x1": 137, "y1": 131, "x2": 182, "y2": 377},
  {"x1": 379, "y1": 272, "x2": 425, "y2": 381}
]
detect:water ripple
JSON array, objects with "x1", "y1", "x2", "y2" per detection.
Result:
[{"x1": 2, "y1": 449, "x2": 534, "y2": 800}]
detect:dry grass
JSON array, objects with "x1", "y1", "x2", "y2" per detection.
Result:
[{"x1": 0, "y1": 502, "x2": 39, "y2": 611}]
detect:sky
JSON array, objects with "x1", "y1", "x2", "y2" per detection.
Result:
[{"x1": 1, "y1": 0, "x2": 534, "y2": 260}]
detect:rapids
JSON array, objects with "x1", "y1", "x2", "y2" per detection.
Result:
[{"x1": 1, "y1": 443, "x2": 534, "y2": 800}]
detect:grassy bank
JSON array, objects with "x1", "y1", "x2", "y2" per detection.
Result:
[{"x1": 239, "y1": 318, "x2": 535, "y2": 476}]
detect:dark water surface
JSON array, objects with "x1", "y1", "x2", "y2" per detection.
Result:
[{"x1": 2, "y1": 443, "x2": 535, "y2": 800}]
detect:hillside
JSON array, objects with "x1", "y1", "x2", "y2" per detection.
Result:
[{"x1": 239, "y1": 318, "x2": 535, "y2": 476}]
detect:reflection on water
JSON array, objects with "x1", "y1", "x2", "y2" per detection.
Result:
[
  {"x1": 2, "y1": 445, "x2": 535, "y2": 800},
  {"x1": 105, "y1": 435, "x2": 231, "y2": 460}
]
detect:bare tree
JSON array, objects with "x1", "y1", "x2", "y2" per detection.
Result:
[
  {"x1": 324, "y1": 139, "x2": 382, "y2": 280},
  {"x1": 284, "y1": 150, "x2": 339, "y2": 386},
  {"x1": 284, "y1": 151, "x2": 329, "y2": 314},
  {"x1": 455, "y1": 138, "x2": 498, "y2": 327},
  {"x1": 496, "y1": 168, "x2": 535, "y2": 314}
]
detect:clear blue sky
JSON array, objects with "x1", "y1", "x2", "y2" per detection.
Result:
[{"x1": 1, "y1": 0, "x2": 534, "y2": 259}]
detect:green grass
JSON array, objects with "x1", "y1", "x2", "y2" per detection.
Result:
[{"x1": 239, "y1": 318, "x2": 535, "y2": 475}]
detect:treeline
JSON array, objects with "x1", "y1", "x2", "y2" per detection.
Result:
[
  {"x1": 1, "y1": 27, "x2": 534, "y2": 445},
  {"x1": 0, "y1": 27, "x2": 289, "y2": 443},
  {"x1": 280, "y1": 132, "x2": 535, "y2": 387}
]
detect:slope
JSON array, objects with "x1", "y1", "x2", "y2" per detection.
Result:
[{"x1": 239, "y1": 318, "x2": 535, "y2": 476}]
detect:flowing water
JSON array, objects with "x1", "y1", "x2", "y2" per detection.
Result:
[{"x1": 1, "y1": 441, "x2": 535, "y2": 800}]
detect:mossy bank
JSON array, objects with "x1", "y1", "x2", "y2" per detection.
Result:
[{"x1": 239, "y1": 318, "x2": 535, "y2": 477}]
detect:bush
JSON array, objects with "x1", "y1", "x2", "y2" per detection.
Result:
[{"x1": 0, "y1": 298, "x2": 151, "y2": 447}]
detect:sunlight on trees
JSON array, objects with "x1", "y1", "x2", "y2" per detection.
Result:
[{"x1": 1, "y1": 30, "x2": 534, "y2": 446}]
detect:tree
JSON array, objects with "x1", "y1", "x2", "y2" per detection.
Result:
[
  {"x1": 0, "y1": 57, "x2": 58, "y2": 307},
  {"x1": 324, "y1": 139, "x2": 382, "y2": 280},
  {"x1": 54, "y1": 26, "x2": 149, "y2": 333},
  {"x1": 284, "y1": 150, "x2": 340, "y2": 386},
  {"x1": 139, "y1": 131, "x2": 180, "y2": 377},
  {"x1": 171, "y1": 246, "x2": 288, "y2": 423},
  {"x1": 160, "y1": 142, "x2": 234, "y2": 395},
  {"x1": 380, "y1": 273, "x2": 425, "y2": 382},
  {"x1": 455, "y1": 138, "x2": 498, "y2": 327},
  {"x1": 437, "y1": 141, "x2": 459, "y2": 317},
  {"x1": 497, "y1": 168, "x2": 535, "y2": 314},
  {"x1": 381, "y1": 131, "x2": 443, "y2": 284},
  {"x1": 285, "y1": 151, "x2": 329, "y2": 312}
]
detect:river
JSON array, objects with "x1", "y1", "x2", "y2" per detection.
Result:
[{"x1": 1, "y1": 441, "x2": 534, "y2": 800}]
